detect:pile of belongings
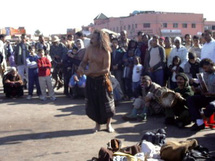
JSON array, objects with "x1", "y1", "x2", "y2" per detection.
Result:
[{"x1": 92, "y1": 128, "x2": 213, "y2": 161}]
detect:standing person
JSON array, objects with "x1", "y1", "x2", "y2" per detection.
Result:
[
  {"x1": 201, "y1": 30, "x2": 215, "y2": 63},
  {"x1": 37, "y1": 49, "x2": 56, "y2": 101},
  {"x1": 140, "y1": 34, "x2": 149, "y2": 66},
  {"x1": 184, "y1": 34, "x2": 192, "y2": 51},
  {"x1": 0, "y1": 34, "x2": 7, "y2": 79},
  {"x1": 118, "y1": 30, "x2": 129, "y2": 51},
  {"x1": 26, "y1": 46, "x2": 41, "y2": 100},
  {"x1": 75, "y1": 31, "x2": 90, "y2": 48},
  {"x1": 14, "y1": 34, "x2": 29, "y2": 83},
  {"x1": 35, "y1": 35, "x2": 50, "y2": 54},
  {"x1": 132, "y1": 56, "x2": 143, "y2": 97},
  {"x1": 66, "y1": 34, "x2": 74, "y2": 49},
  {"x1": 50, "y1": 36, "x2": 68, "y2": 89},
  {"x1": 189, "y1": 35, "x2": 202, "y2": 59},
  {"x1": 110, "y1": 38, "x2": 125, "y2": 92},
  {"x1": 145, "y1": 35, "x2": 166, "y2": 86},
  {"x1": 77, "y1": 29, "x2": 115, "y2": 133},
  {"x1": 167, "y1": 37, "x2": 188, "y2": 69}
]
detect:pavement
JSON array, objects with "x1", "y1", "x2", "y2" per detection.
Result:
[{"x1": 0, "y1": 78, "x2": 214, "y2": 161}]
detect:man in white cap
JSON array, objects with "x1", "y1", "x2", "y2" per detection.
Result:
[
  {"x1": 50, "y1": 35, "x2": 68, "y2": 90},
  {"x1": 167, "y1": 36, "x2": 188, "y2": 69}
]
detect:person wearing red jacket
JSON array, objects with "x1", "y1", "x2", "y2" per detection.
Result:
[{"x1": 37, "y1": 49, "x2": 56, "y2": 101}]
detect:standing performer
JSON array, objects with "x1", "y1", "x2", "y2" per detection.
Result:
[{"x1": 77, "y1": 29, "x2": 115, "y2": 133}]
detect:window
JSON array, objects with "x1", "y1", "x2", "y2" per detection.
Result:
[
  {"x1": 192, "y1": 23, "x2": 196, "y2": 28},
  {"x1": 113, "y1": 27, "x2": 115, "y2": 32},
  {"x1": 116, "y1": 27, "x2": 119, "y2": 32},
  {"x1": 163, "y1": 23, "x2": 167, "y2": 28},
  {"x1": 128, "y1": 25, "x2": 131, "y2": 30},
  {"x1": 143, "y1": 23, "x2": 150, "y2": 28},
  {"x1": 135, "y1": 24, "x2": 137, "y2": 28},
  {"x1": 212, "y1": 26, "x2": 215, "y2": 30},
  {"x1": 120, "y1": 26, "x2": 122, "y2": 31},
  {"x1": 124, "y1": 26, "x2": 126, "y2": 30},
  {"x1": 132, "y1": 24, "x2": 134, "y2": 29},
  {"x1": 182, "y1": 23, "x2": 187, "y2": 28},
  {"x1": 173, "y1": 23, "x2": 178, "y2": 28}
]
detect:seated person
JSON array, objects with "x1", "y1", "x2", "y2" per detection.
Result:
[
  {"x1": 122, "y1": 75, "x2": 162, "y2": 121},
  {"x1": 3, "y1": 67, "x2": 23, "y2": 98},
  {"x1": 68, "y1": 66, "x2": 86, "y2": 98},
  {"x1": 164, "y1": 73, "x2": 194, "y2": 127},
  {"x1": 187, "y1": 58, "x2": 215, "y2": 131}
]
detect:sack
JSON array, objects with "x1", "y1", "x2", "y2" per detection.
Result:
[
  {"x1": 113, "y1": 152, "x2": 137, "y2": 161},
  {"x1": 140, "y1": 128, "x2": 166, "y2": 146},
  {"x1": 182, "y1": 145, "x2": 213, "y2": 161},
  {"x1": 160, "y1": 139, "x2": 198, "y2": 161}
]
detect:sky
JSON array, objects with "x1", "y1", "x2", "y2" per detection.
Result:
[{"x1": 1, "y1": 0, "x2": 215, "y2": 36}]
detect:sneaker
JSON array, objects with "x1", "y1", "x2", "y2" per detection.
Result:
[
  {"x1": 26, "y1": 95, "x2": 32, "y2": 100},
  {"x1": 39, "y1": 95, "x2": 46, "y2": 101},
  {"x1": 50, "y1": 96, "x2": 56, "y2": 101},
  {"x1": 137, "y1": 113, "x2": 147, "y2": 121}
]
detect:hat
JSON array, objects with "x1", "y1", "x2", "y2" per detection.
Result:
[
  {"x1": 175, "y1": 73, "x2": 189, "y2": 87},
  {"x1": 52, "y1": 36, "x2": 60, "y2": 42},
  {"x1": 174, "y1": 37, "x2": 181, "y2": 44}
]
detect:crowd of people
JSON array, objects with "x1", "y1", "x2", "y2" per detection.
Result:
[{"x1": 0, "y1": 28, "x2": 215, "y2": 133}]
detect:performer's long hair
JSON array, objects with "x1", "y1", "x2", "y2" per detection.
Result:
[{"x1": 93, "y1": 29, "x2": 112, "y2": 53}]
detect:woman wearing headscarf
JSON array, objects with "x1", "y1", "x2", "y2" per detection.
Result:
[{"x1": 165, "y1": 73, "x2": 194, "y2": 128}]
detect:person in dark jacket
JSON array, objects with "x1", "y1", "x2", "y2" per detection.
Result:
[{"x1": 165, "y1": 73, "x2": 194, "y2": 128}]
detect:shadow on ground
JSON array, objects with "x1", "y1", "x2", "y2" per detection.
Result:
[{"x1": 0, "y1": 129, "x2": 93, "y2": 145}]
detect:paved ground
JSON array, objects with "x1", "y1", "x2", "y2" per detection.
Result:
[{"x1": 0, "y1": 79, "x2": 214, "y2": 161}]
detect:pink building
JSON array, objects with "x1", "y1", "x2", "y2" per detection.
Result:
[{"x1": 94, "y1": 11, "x2": 205, "y2": 38}]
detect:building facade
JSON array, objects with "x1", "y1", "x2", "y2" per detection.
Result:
[{"x1": 94, "y1": 11, "x2": 205, "y2": 38}]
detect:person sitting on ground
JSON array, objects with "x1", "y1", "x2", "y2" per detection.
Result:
[
  {"x1": 3, "y1": 67, "x2": 23, "y2": 98},
  {"x1": 187, "y1": 58, "x2": 215, "y2": 131},
  {"x1": 122, "y1": 75, "x2": 162, "y2": 121},
  {"x1": 164, "y1": 73, "x2": 194, "y2": 128},
  {"x1": 69, "y1": 65, "x2": 86, "y2": 98}
]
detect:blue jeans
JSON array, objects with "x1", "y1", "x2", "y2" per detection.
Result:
[
  {"x1": 28, "y1": 68, "x2": 41, "y2": 96},
  {"x1": 132, "y1": 81, "x2": 140, "y2": 96},
  {"x1": 149, "y1": 69, "x2": 164, "y2": 86}
]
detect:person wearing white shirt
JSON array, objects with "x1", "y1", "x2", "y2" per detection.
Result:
[
  {"x1": 201, "y1": 30, "x2": 215, "y2": 63},
  {"x1": 132, "y1": 56, "x2": 143, "y2": 93},
  {"x1": 167, "y1": 37, "x2": 188, "y2": 69}
]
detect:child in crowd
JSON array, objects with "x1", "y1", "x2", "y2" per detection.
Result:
[
  {"x1": 168, "y1": 56, "x2": 183, "y2": 90},
  {"x1": 123, "y1": 49, "x2": 134, "y2": 100},
  {"x1": 132, "y1": 56, "x2": 143, "y2": 98},
  {"x1": 37, "y1": 49, "x2": 56, "y2": 101},
  {"x1": 26, "y1": 46, "x2": 41, "y2": 99},
  {"x1": 69, "y1": 65, "x2": 86, "y2": 98}
]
